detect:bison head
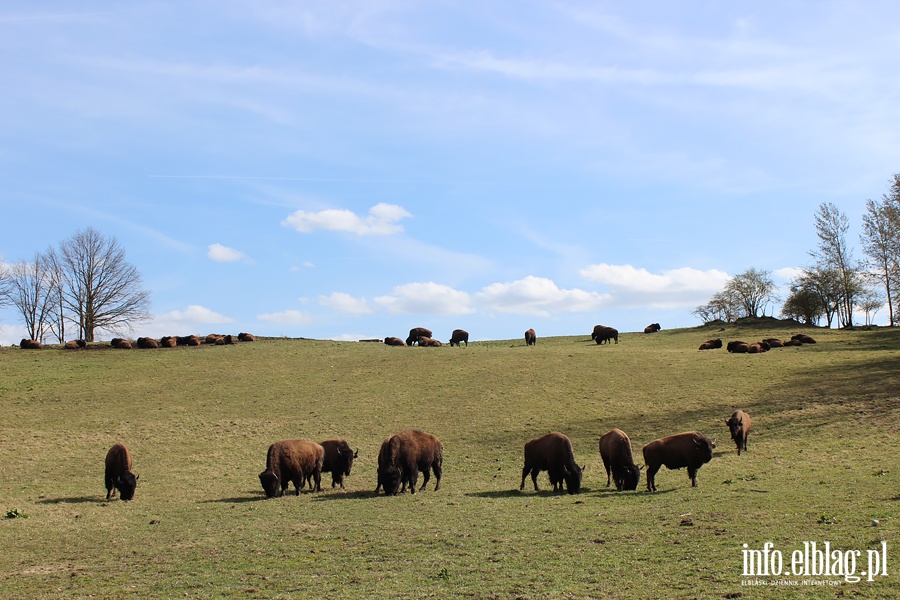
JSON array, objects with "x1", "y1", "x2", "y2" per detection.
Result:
[
  {"x1": 339, "y1": 445, "x2": 358, "y2": 477},
  {"x1": 618, "y1": 464, "x2": 641, "y2": 491},
  {"x1": 116, "y1": 472, "x2": 138, "y2": 501},
  {"x1": 694, "y1": 436, "x2": 715, "y2": 463},
  {"x1": 259, "y1": 469, "x2": 281, "y2": 498},
  {"x1": 725, "y1": 416, "x2": 743, "y2": 439},
  {"x1": 562, "y1": 463, "x2": 584, "y2": 494},
  {"x1": 377, "y1": 465, "x2": 403, "y2": 496}
]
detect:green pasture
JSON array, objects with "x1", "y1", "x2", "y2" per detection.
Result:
[{"x1": 1, "y1": 323, "x2": 898, "y2": 599}]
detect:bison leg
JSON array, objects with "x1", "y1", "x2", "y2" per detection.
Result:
[
  {"x1": 408, "y1": 468, "x2": 419, "y2": 494},
  {"x1": 312, "y1": 470, "x2": 322, "y2": 492},
  {"x1": 519, "y1": 465, "x2": 530, "y2": 491},
  {"x1": 419, "y1": 465, "x2": 431, "y2": 491},
  {"x1": 432, "y1": 460, "x2": 442, "y2": 491},
  {"x1": 646, "y1": 464, "x2": 659, "y2": 492},
  {"x1": 688, "y1": 466, "x2": 699, "y2": 487}
]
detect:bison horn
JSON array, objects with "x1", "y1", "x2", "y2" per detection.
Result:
[{"x1": 354, "y1": 448, "x2": 359, "y2": 458}]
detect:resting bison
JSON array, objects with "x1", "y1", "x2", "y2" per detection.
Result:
[
  {"x1": 747, "y1": 341, "x2": 770, "y2": 354},
  {"x1": 792, "y1": 333, "x2": 817, "y2": 344},
  {"x1": 642, "y1": 431, "x2": 715, "y2": 492},
  {"x1": 238, "y1": 332, "x2": 255, "y2": 342},
  {"x1": 727, "y1": 341, "x2": 749, "y2": 353},
  {"x1": 258, "y1": 439, "x2": 325, "y2": 498},
  {"x1": 64, "y1": 339, "x2": 86, "y2": 350},
  {"x1": 405, "y1": 327, "x2": 433, "y2": 346},
  {"x1": 762, "y1": 337, "x2": 784, "y2": 348},
  {"x1": 524, "y1": 328, "x2": 536, "y2": 346},
  {"x1": 783, "y1": 338, "x2": 803, "y2": 347},
  {"x1": 20, "y1": 339, "x2": 42, "y2": 349},
  {"x1": 418, "y1": 337, "x2": 443, "y2": 347},
  {"x1": 313, "y1": 439, "x2": 358, "y2": 489},
  {"x1": 115, "y1": 339, "x2": 132, "y2": 349},
  {"x1": 594, "y1": 326, "x2": 619, "y2": 345},
  {"x1": 644, "y1": 323, "x2": 661, "y2": 333},
  {"x1": 698, "y1": 338, "x2": 722, "y2": 350},
  {"x1": 383, "y1": 337, "x2": 405, "y2": 346},
  {"x1": 725, "y1": 410, "x2": 751, "y2": 455},
  {"x1": 105, "y1": 443, "x2": 138, "y2": 501},
  {"x1": 449, "y1": 329, "x2": 469, "y2": 347},
  {"x1": 520, "y1": 432, "x2": 584, "y2": 494},
  {"x1": 376, "y1": 430, "x2": 443, "y2": 496},
  {"x1": 176, "y1": 335, "x2": 201, "y2": 347},
  {"x1": 599, "y1": 429, "x2": 641, "y2": 491},
  {"x1": 159, "y1": 336, "x2": 177, "y2": 348},
  {"x1": 136, "y1": 337, "x2": 159, "y2": 349}
]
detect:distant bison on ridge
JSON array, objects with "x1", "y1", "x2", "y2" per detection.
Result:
[
  {"x1": 520, "y1": 432, "x2": 584, "y2": 494},
  {"x1": 406, "y1": 327, "x2": 433, "y2": 346},
  {"x1": 698, "y1": 338, "x2": 722, "y2": 350},
  {"x1": 20, "y1": 339, "x2": 42, "y2": 349},
  {"x1": 449, "y1": 329, "x2": 469, "y2": 347},
  {"x1": 593, "y1": 326, "x2": 619, "y2": 345},
  {"x1": 524, "y1": 328, "x2": 536, "y2": 346},
  {"x1": 644, "y1": 323, "x2": 661, "y2": 333},
  {"x1": 238, "y1": 332, "x2": 255, "y2": 342},
  {"x1": 642, "y1": 431, "x2": 715, "y2": 492},
  {"x1": 383, "y1": 337, "x2": 405, "y2": 346}
]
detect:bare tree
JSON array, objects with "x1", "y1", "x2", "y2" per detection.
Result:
[
  {"x1": 725, "y1": 267, "x2": 778, "y2": 318},
  {"x1": 56, "y1": 227, "x2": 151, "y2": 342},
  {"x1": 860, "y1": 176, "x2": 900, "y2": 326},
  {"x1": 8, "y1": 253, "x2": 59, "y2": 342},
  {"x1": 0, "y1": 256, "x2": 11, "y2": 308},
  {"x1": 811, "y1": 202, "x2": 864, "y2": 327}
]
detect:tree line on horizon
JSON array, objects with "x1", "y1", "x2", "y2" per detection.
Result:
[
  {"x1": 0, "y1": 227, "x2": 150, "y2": 344},
  {"x1": 693, "y1": 172, "x2": 900, "y2": 328}
]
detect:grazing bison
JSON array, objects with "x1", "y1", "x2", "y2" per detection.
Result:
[
  {"x1": 644, "y1": 323, "x2": 661, "y2": 333},
  {"x1": 599, "y1": 429, "x2": 641, "y2": 491},
  {"x1": 594, "y1": 326, "x2": 619, "y2": 345},
  {"x1": 449, "y1": 329, "x2": 469, "y2": 347},
  {"x1": 405, "y1": 327, "x2": 433, "y2": 346},
  {"x1": 642, "y1": 431, "x2": 715, "y2": 492},
  {"x1": 725, "y1": 410, "x2": 751, "y2": 455},
  {"x1": 520, "y1": 432, "x2": 584, "y2": 494},
  {"x1": 698, "y1": 338, "x2": 722, "y2": 350},
  {"x1": 383, "y1": 336, "x2": 405, "y2": 346},
  {"x1": 159, "y1": 336, "x2": 177, "y2": 348},
  {"x1": 314, "y1": 439, "x2": 358, "y2": 489},
  {"x1": 376, "y1": 430, "x2": 443, "y2": 496},
  {"x1": 237, "y1": 332, "x2": 255, "y2": 342},
  {"x1": 524, "y1": 328, "x2": 536, "y2": 346},
  {"x1": 105, "y1": 443, "x2": 138, "y2": 501},
  {"x1": 19, "y1": 339, "x2": 42, "y2": 349},
  {"x1": 418, "y1": 337, "x2": 443, "y2": 347},
  {"x1": 792, "y1": 333, "x2": 817, "y2": 344},
  {"x1": 136, "y1": 337, "x2": 159, "y2": 349},
  {"x1": 259, "y1": 439, "x2": 325, "y2": 498}
]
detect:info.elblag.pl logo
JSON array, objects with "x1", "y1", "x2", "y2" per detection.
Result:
[{"x1": 742, "y1": 541, "x2": 889, "y2": 585}]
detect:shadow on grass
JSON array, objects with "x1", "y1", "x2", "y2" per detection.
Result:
[
  {"x1": 37, "y1": 496, "x2": 105, "y2": 505},
  {"x1": 312, "y1": 490, "x2": 378, "y2": 502},
  {"x1": 201, "y1": 493, "x2": 267, "y2": 504}
]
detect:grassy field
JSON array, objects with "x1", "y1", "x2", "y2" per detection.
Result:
[{"x1": 1, "y1": 323, "x2": 898, "y2": 599}]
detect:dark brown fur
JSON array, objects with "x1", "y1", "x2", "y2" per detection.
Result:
[
  {"x1": 105, "y1": 443, "x2": 137, "y2": 501},
  {"x1": 642, "y1": 431, "x2": 715, "y2": 492},
  {"x1": 698, "y1": 338, "x2": 722, "y2": 350},
  {"x1": 524, "y1": 328, "x2": 536, "y2": 346},
  {"x1": 599, "y1": 429, "x2": 641, "y2": 491},
  {"x1": 258, "y1": 440, "x2": 325, "y2": 498},
  {"x1": 405, "y1": 327, "x2": 433, "y2": 346},
  {"x1": 136, "y1": 337, "x2": 159, "y2": 349},
  {"x1": 449, "y1": 329, "x2": 469, "y2": 347},
  {"x1": 644, "y1": 323, "x2": 661, "y2": 333},
  {"x1": 383, "y1": 337, "x2": 405, "y2": 346},
  {"x1": 238, "y1": 332, "x2": 255, "y2": 342},
  {"x1": 159, "y1": 336, "x2": 177, "y2": 347},
  {"x1": 317, "y1": 439, "x2": 358, "y2": 489},
  {"x1": 418, "y1": 337, "x2": 443, "y2": 347},
  {"x1": 593, "y1": 326, "x2": 619, "y2": 345},
  {"x1": 725, "y1": 409, "x2": 751, "y2": 455},
  {"x1": 376, "y1": 430, "x2": 443, "y2": 495},
  {"x1": 520, "y1": 432, "x2": 584, "y2": 494},
  {"x1": 791, "y1": 333, "x2": 817, "y2": 344}
]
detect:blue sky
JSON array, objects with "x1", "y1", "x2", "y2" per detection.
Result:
[{"x1": 2, "y1": 2, "x2": 899, "y2": 344}]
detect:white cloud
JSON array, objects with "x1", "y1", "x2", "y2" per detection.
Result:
[
  {"x1": 375, "y1": 282, "x2": 473, "y2": 315},
  {"x1": 157, "y1": 304, "x2": 235, "y2": 324},
  {"x1": 207, "y1": 243, "x2": 249, "y2": 263},
  {"x1": 282, "y1": 203, "x2": 412, "y2": 235},
  {"x1": 477, "y1": 276, "x2": 610, "y2": 317},
  {"x1": 773, "y1": 267, "x2": 803, "y2": 281},
  {"x1": 257, "y1": 309, "x2": 315, "y2": 325},
  {"x1": 579, "y1": 264, "x2": 730, "y2": 309},
  {"x1": 319, "y1": 292, "x2": 374, "y2": 315}
]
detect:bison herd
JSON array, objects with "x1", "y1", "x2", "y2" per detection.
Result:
[
  {"x1": 698, "y1": 333, "x2": 816, "y2": 353},
  {"x1": 102, "y1": 407, "x2": 752, "y2": 502},
  {"x1": 15, "y1": 333, "x2": 257, "y2": 351}
]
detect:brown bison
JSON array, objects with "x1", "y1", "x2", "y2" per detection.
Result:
[
  {"x1": 727, "y1": 341, "x2": 750, "y2": 353},
  {"x1": 115, "y1": 339, "x2": 132, "y2": 349},
  {"x1": 383, "y1": 336, "x2": 405, "y2": 346},
  {"x1": 418, "y1": 337, "x2": 443, "y2": 347},
  {"x1": 642, "y1": 431, "x2": 715, "y2": 492},
  {"x1": 449, "y1": 329, "x2": 469, "y2": 347},
  {"x1": 599, "y1": 429, "x2": 641, "y2": 491},
  {"x1": 136, "y1": 337, "x2": 159, "y2": 349},
  {"x1": 20, "y1": 338, "x2": 42, "y2": 349},
  {"x1": 644, "y1": 323, "x2": 661, "y2": 333},
  {"x1": 159, "y1": 336, "x2": 177, "y2": 348},
  {"x1": 105, "y1": 443, "x2": 138, "y2": 501},
  {"x1": 762, "y1": 337, "x2": 784, "y2": 348},
  {"x1": 64, "y1": 339, "x2": 86, "y2": 350},
  {"x1": 791, "y1": 333, "x2": 817, "y2": 344},
  {"x1": 238, "y1": 332, "x2": 255, "y2": 342},
  {"x1": 783, "y1": 338, "x2": 803, "y2": 347},
  {"x1": 698, "y1": 338, "x2": 722, "y2": 350},
  {"x1": 524, "y1": 328, "x2": 536, "y2": 346},
  {"x1": 376, "y1": 430, "x2": 443, "y2": 496},
  {"x1": 259, "y1": 439, "x2": 325, "y2": 498},
  {"x1": 593, "y1": 326, "x2": 619, "y2": 345},
  {"x1": 725, "y1": 410, "x2": 751, "y2": 455},
  {"x1": 747, "y1": 341, "x2": 769, "y2": 354},
  {"x1": 311, "y1": 439, "x2": 358, "y2": 489},
  {"x1": 406, "y1": 327, "x2": 433, "y2": 346},
  {"x1": 520, "y1": 432, "x2": 584, "y2": 494}
]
